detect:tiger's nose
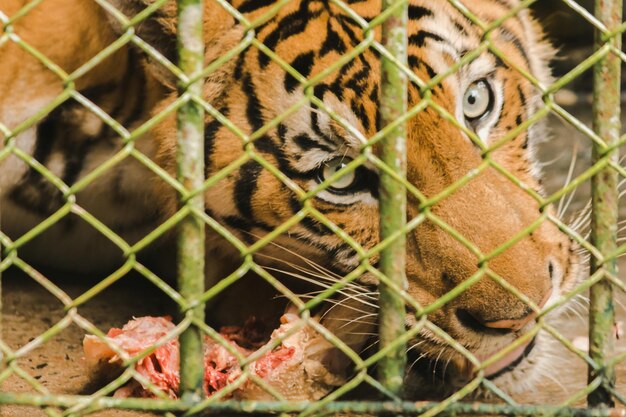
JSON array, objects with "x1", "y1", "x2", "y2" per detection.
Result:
[{"x1": 462, "y1": 290, "x2": 552, "y2": 333}]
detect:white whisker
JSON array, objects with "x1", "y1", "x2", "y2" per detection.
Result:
[
  {"x1": 557, "y1": 143, "x2": 579, "y2": 219},
  {"x1": 323, "y1": 313, "x2": 378, "y2": 329},
  {"x1": 262, "y1": 265, "x2": 378, "y2": 310},
  {"x1": 432, "y1": 346, "x2": 447, "y2": 383},
  {"x1": 407, "y1": 353, "x2": 428, "y2": 375},
  {"x1": 361, "y1": 338, "x2": 380, "y2": 354},
  {"x1": 244, "y1": 230, "x2": 344, "y2": 281}
]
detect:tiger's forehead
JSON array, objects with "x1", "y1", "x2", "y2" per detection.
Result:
[
  {"x1": 239, "y1": 0, "x2": 535, "y2": 85},
  {"x1": 233, "y1": 0, "x2": 532, "y2": 50},
  {"x1": 231, "y1": 0, "x2": 543, "y2": 145}
]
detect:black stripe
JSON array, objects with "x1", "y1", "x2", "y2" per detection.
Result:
[
  {"x1": 234, "y1": 161, "x2": 262, "y2": 219},
  {"x1": 146, "y1": 9, "x2": 177, "y2": 64},
  {"x1": 343, "y1": 66, "x2": 370, "y2": 98},
  {"x1": 258, "y1": 27, "x2": 281, "y2": 69},
  {"x1": 320, "y1": 21, "x2": 347, "y2": 57},
  {"x1": 409, "y1": 31, "x2": 444, "y2": 48},
  {"x1": 452, "y1": 18, "x2": 471, "y2": 36},
  {"x1": 254, "y1": 135, "x2": 314, "y2": 180},
  {"x1": 278, "y1": 2, "x2": 320, "y2": 41},
  {"x1": 284, "y1": 51, "x2": 315, "y2": 93},
  {"x1": 204, "y1": 109, "x2": 227, "y2": 172},
  {"x1": 237, "y1": 0, "x2": 275, "y2": 14},
  {"x1": 288, "y1": 196, "x2": 333, "y2": 237},
  {"x1": 117, "y1": 51, "x2": 148, "y2": 128},
  {"x1": 63, "y1": 51, "x2": 146, "y2": 187},
  {"x1": 277, "y1": 123, "x2": 287, "y2": 141},
  {"x1": 408, "y1": 5, "x2": 433, "y2": 20},
  {"x1": 497, "y1": 26, "x2": 530, "y2": 68},
  {"x1": 241, "y1": 73, "x2": 265, "y2": 131},
  {"x1": 258, "y1": 2, "x2": 321, "y2": 69},
  {"x1": 8, "y1": 108, "x2": 65, "y2": 215},
  {"x1": 221, "y1": 216, "x2": 253, "y2": 242},
  {"x1": 234, "y1": 52, "x2": 247, "y2": 80},
  {"x1": 335, "y1": 15, "x2": 361, "y2": 47},
  {"x1": 351, "y1": 99, "x2": 370, "y2": 131},
  {"x1": 32, "y1": 113, "x2": 59, "y2": 166},
  {"x1": 371, "y1": 85, "x2": 382, "y2": 131},
  {"x1": 516, "y1": 85, "x2": 527, "y2": 108},
  {"x1": 62, "y1": 139, "x2": 95, "y2": 188},
  {"x1": 308, "y1": 105, "x2": 342, "y2": 150},
  {"x1": 293, "y1": 133, "x2": 333, "y2": 153},
  {"x1": 422, "y1": 62, "x2": 437, "y2": 80}
]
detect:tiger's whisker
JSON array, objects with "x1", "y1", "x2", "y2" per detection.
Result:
[
  {"x1": 557, "y1": 142, "x2": 579, "y2": 219},
  {"x1": 245, "y1": 230, "x2": 344, "y2": 280}
]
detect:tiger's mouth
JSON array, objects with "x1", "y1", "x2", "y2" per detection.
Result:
[
  {"x1": 480, "y1": 337, "x2": 536, "y2": 380},
  {"x1": 405, "y1": 334, "x2": 538, "y2": 388}
]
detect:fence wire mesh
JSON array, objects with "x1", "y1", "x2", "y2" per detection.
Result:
[{"x1": 0, "y1": 0, "x2": 624, "y2": 416}]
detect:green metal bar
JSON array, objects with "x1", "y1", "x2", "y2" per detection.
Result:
[
  {"x1": 588, "y1": 0, "x2": 621, "y2": 408},
  {"x1": 176, "y1": 0, "x2": 206, "y2": 403},
  {"x1": 377, "y1": 0, "x2": 408, "y2": 398},
  {"x1": 1, "y1": 394, "x2": 626, "y2": 417}
]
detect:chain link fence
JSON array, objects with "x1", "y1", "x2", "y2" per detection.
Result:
[{"x1": 0, "y1": 0, "x2": 624, "y2": 416}]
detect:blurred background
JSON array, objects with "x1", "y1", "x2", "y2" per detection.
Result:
[{"x1": 534, "y1": 1, "x2": 622, "y2": 100}]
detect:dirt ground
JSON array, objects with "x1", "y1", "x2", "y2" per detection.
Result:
[
  {"x1": 2, "y1": 105, "x2": 626, "y2": 415},
  {"x1": 0, "y1": 274, "x2": 172, "y2": 417}
]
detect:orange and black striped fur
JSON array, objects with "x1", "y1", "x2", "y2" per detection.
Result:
[{"x1": 0, "y1": 0, "x2": 582, "y2": 397}]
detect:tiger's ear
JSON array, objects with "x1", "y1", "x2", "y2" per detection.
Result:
[{"x1": 104, "y1": 0, "x2": 242, "y2": 91}]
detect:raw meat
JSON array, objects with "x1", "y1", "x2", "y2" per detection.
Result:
[{"x1": 83, "y1": 313, "x2": 346, "y2": 400}]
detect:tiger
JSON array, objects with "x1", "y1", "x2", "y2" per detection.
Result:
[{"x1": 0, "y1": 0, "x2": 583, "y2": 399}]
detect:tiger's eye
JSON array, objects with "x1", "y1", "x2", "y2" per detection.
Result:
[
  {"x1": 463, "y1": 80, "x2": 492, "y2": 120},
  {"x1": 321, "y1": 158, "x2": 356, "y2": 190}
]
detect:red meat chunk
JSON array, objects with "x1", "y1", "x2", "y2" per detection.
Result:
[{"x1": 83, "y1": 314, "x2": 344, "y2": 400}]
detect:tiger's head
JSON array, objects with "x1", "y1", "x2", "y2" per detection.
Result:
[{"x1": 112, "y1": 0, "x2": 583, "y2": 397}]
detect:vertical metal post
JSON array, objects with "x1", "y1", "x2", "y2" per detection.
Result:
[
  {"x1": 588, "y1": 0, "x2": 621, "y2": 408},
  {"x1": 378, "y1": 0, "x2": 408, "y2": 398},
  {"x1": 176, "y1": 0, "x2": 206, "y2": 403}
]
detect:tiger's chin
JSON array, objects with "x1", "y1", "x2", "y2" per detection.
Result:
[{"x1": 403, "y1": 330, "x2": 562, "y2": 400}]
